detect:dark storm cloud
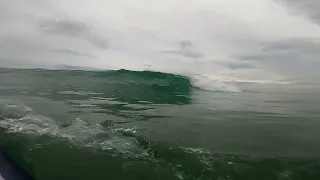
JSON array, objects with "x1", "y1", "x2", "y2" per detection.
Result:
[
  {"x1": 39, "y1": 19, "x2": 108, "y2": 49},
  {"x1": 163, "y1": 40, "x2": 205, "y2": 59}
]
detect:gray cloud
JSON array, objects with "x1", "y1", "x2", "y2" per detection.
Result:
[
  {"x1": 163, "y1": 40, "x2": 205, "y2": 59},
  {"x1": 40, "y1": 19, "x2": 108, "y2": 49},
  {"x1": 262, "y1": 39, "x2": 320, "y2": 53},
  {"x1": 239, "y1": 39, "x2": 320, "y2": 81},
  {"x1": 56, "y1": 49, "x2": 96, "y2": 58},
  {"x1": 225, "y1": 62, "x2": 256, "y2": 69},
  {"x1": 1, "y1": 0, "x2": 320, "y2": 83},
  {"x1": 56, "y1": 49, "x2": 83, "y2": 56},
  {"x1": 0, "y1": 58, "x2": 50, "y2": 69},
  {"x1": 277, "y1": 0, "x2": 320, "y2": 24},
  {"x1": 241, "y1": 39, "x2": 320, "y2": 63}
]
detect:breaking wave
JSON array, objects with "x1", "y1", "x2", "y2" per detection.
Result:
[
  {"x1": 1, "y1": 68, "x2": 241, "y2": 93},
  {"x1": 70, "y1": 69, "x2": 242, "y2": 93},
  {"x1": 96, "y1": 69, "x2": 242, "y2": 93},
  {"x1": 191, "y1": 76, "x2": 242, "y2": 93}
]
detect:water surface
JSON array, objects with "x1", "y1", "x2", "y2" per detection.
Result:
[{"x1": 0, "y1": 68, "x2": 320, "y2": 180}]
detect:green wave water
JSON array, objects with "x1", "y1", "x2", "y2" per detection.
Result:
[{"x1": 0, "y1": 68, "x2": 320, "y2": 180}]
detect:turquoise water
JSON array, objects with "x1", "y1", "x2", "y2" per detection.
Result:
[{"x1": 0, "y1": 68, "x2": 320, "y2": 180}]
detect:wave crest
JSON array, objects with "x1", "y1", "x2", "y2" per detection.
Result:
[{"x1": 191, "y1": 76, "x2": 242, "y2": 93}]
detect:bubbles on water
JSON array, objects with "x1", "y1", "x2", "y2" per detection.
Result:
[
  {"x1": 77, "y1": 104, "x2": 98, "y2": 108},
  {"x1": 113, "y1": 127, "x2": 139, "y2": 135},
  {"x1": 0, "y1": 101, "x2": 147, "y2": 157},
  {"x1": 0, "y1": 114, "x2": 58, "y2": 135},
  {"x1": 2, "y1": 103, "x2": 33, "y2": 112},
  {"x1": 180, "y1": 147, "x2": 215, "y2": 171},
  {"x1": 277, "y1": 169, "x2": 293, "y2": 180}
]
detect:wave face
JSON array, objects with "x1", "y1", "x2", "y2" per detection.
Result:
[
  {"x1": 0, "y1": 68, "x2": 241, "y2": 105},
  {"x1": 92, "y1": 69, "x2": 242, "y2": 93}
]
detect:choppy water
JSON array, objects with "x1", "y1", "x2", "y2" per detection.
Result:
[{"x1": 0, "y1": 68, "x2": 320, "y2": 180}]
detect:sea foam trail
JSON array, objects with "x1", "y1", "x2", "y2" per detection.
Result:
[{"x1": 0, "y1": 101, "x2": 147, "y2": 156}]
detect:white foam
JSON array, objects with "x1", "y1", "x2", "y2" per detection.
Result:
[
  {"x1": 0, "y1": 102, "x2": 146, "y2": 156},
  {"x1": 0, "y1": 114, "x2": 59, "y2": 135},
  {"x1": 3, "y1": 104, "x2": 33, "y2": 112},
  {"x1": 191, "y1": 76, "x2": 242, "y2": 93},
  {"x1": 180, "y1": 147, "x2": 211, "y2": 154},
  {"x1": 180, "y1": 147, "x2": 214, "y2": 171},
  {"x1": 78, "y1": 104, "x2": 97, "y2": 107},
  {"x1": 137, "y1": 101, "x2": 153, "y2": 104}
]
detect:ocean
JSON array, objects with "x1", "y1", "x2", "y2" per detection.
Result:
[{"x1": 0, "y1": 68, "x2": 319, "y2": 180}]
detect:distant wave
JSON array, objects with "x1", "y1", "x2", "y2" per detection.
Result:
[{"x1": 0, "y1": 68, "x2": 242, "y2": 93}]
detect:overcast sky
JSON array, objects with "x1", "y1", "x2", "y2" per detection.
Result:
[{"x1": 1, "y1": 0, "x2": 320, "y2": 83}]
